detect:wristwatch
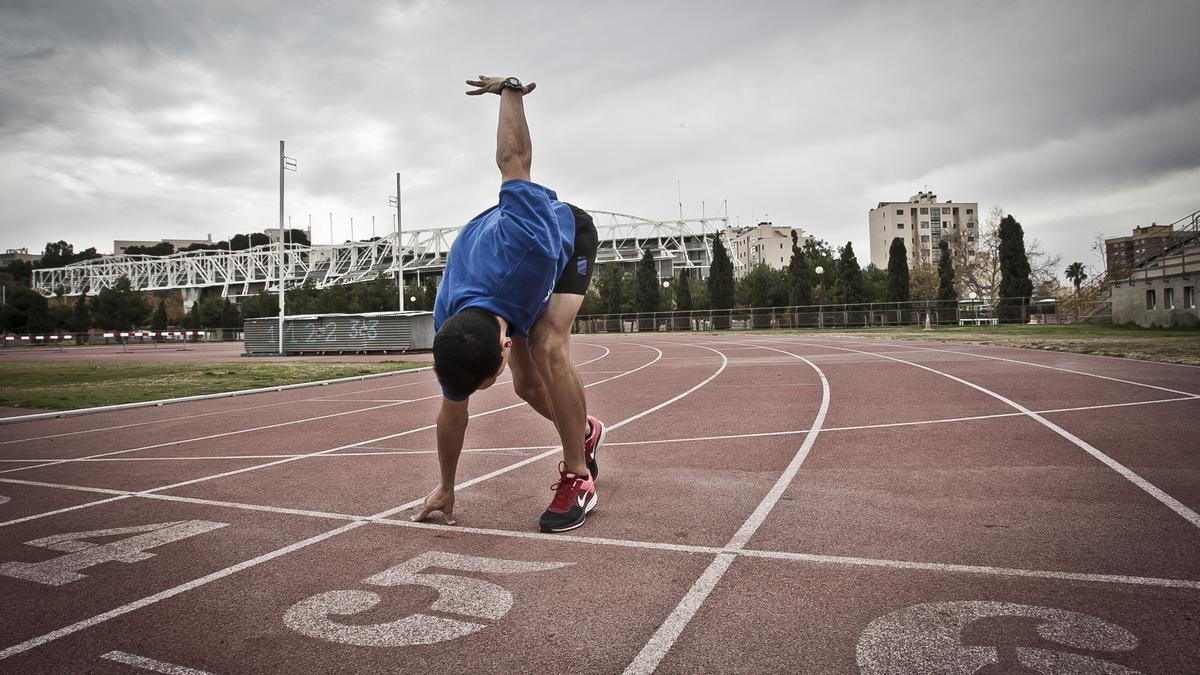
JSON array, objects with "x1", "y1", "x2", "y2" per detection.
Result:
[{"x1": 500, "y1": 77, "x2": 523, "y2": 92}]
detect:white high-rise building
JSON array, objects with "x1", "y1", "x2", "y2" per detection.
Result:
[{"x1": 868, "y1": 191, "x2": 978, "y2": 268}]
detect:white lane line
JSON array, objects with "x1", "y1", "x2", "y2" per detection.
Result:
[
  {"x1": 625, "y1": 343, "x2": 831, "y2": 675},
  {"x1": 736, "y1": 549, "x2": 1200, "y2": 590},
  {"x1": 0, "y1": 446, "x2": 554, "y2": 463},
  {"x1": 100, "y1": 650, "x2": 215, "y2": 675},
  {"x1": 0, "y1": 496, "x2": 132, "y2": 528},
  {"x1": 0, "y1": 342, "x2": 722, "y2": 660},
  {"x1": 819, "y1": 337, "x2": 1200, "y2": 397},
  {"x1": 0, "y1": 366, "x2": 434, "y2": 426},
  {"x1": 0, "y1": 522, "x2": 365, "y2": 661},
  {"x1": 0, "y1": 380, "x2": 419, "y2": 446},
  {"x1": 3, "y1": 390, "x2": 1193, "y2": 470},
  {"x1": 0, "y1": 348, "x2": 616, "y2": 472},
  {"x1": 132, "y1": 345, "x2": 668, "y2": 500},
  {"x1": 5, "y1": 395, "x2": 1189, "y2": 466},
  {"x1": 307, "y1": 398, "x2": 411, "y2": 403},
  {"x1": 803, "y1": 339, "x2": 1200, "y2": 530},
  {"x1": 9, "y1": 474, "x2": 1200, "y2": 593},
  {"x1": 0, "y1": 400, "x2": 410, "y2": 477},
  {"x1": 0, "y1": 345, "x2": 656, "y2": 528},
  {"x1": 0, "y1": 343, "x2": 607, "y2": 446},
  {"x1": 868, "y1": 335, "x2": 1200, "y2": 369},
  {"x1": 369, "y1": 344, "x2": 729, "y2": 520},
  {"x1": 0, "y1": 477, "x2": 126, "y2": 495}
]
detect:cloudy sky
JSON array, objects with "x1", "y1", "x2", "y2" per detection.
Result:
[{"x1": 3, "y1": 0, "x2": 1199, "y2": 279}]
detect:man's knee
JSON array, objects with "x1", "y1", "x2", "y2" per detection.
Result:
[
  {"x1": 511, "y1": 373, "x2": 543, "y2": 404},
  {"x1": 529, "y1": 330, "x2": 570, "y2": 366}
]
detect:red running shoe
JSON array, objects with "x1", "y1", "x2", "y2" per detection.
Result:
[
  {"x1": 584, "y1": 415, "x2": 606, "y2": 480},
  {"x1": 538, "y1": 462, "x2": 597, "y2": 533}
]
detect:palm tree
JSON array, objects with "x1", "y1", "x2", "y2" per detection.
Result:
[{"x1": 1065, "y1": 262, "x2": 1088, "y2": 293}]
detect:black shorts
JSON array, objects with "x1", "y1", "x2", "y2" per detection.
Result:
[{"x1": 553, "y1": 204, "x2": 598, "y2": 295}]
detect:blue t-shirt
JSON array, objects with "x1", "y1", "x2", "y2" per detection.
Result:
[{"x1": 434, "y1": 180, "x2": 576, "y2": 337}]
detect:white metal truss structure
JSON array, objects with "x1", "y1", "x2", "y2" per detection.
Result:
[{"x1": 32, "y1": 210, "x2": 731, "y2": 298}]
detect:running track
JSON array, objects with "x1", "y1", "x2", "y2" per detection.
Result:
[{"x1": 0, "y1": 334, "x2": 1197, "y2": 673}]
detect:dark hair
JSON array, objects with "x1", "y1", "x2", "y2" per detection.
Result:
[{"x1": 432, "y1": 308, "x2": 502, "y2": 399}]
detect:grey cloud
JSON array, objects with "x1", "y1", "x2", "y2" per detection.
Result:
[{"x1": 2, "y1": 0, "x2": 1198, "y2": 276}]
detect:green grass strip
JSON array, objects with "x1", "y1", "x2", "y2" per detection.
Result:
[{"x1": 0, "y1": 361, "x2": 427, "y2": 411}]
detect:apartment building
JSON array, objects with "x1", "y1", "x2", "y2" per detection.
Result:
[
  {"x1": 724, "y1": 221, "x2": 811, "y2": 278},
  {"x1": 868, "y1": 191, "x2": 978, "y2": 268},
  {"x1": 1104, "y1": 223, "x2": 1175, "y2": 276}
]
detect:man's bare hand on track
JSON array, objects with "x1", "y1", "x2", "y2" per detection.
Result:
[{"x1": 411, "y1": 485, "x2": 457, "y2": 525}]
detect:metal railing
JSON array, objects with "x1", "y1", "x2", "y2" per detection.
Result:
[
  {"x1": 1, "y1": 329, "x2": 239, "y2": 348},
  {"x1": 573, "y1": 298, "x2": 1040, "y2": 333}
]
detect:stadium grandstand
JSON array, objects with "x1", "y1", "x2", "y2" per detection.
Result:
[{"x1": 32, "y1": 210, "x2": 731, "y2": 306}]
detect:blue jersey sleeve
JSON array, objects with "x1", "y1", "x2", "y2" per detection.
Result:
[{"x1": 498, "y1": 179, "x2": 559, "y2": 243}]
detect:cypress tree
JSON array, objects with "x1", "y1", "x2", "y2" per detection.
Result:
[
  {"x1": 151, "y1": 299, "x2": 169, "y2": 331},
  {"x1": 635, "y1": 248, "x2": 659, "y2": 313},
  {"x1": 886, "y1": 237, "x2": 910, "y2": 303},
  {"x1": 937, "y1": 239, "x2": 957, "y2": 307},
  {"x1": 998, "y1": 214, "x2": 1033, "y2": 318},
  {"x1": 219, "y1": 299, "x2": 240, "y2": 329},
  {"x1": 674, "y1": 269, "x2": 692, "y2": 311},
  {"x1": 598, "y1": 265, "x2": 624, "y2": 314},
  {"x1": 834, "y1": 242, "x2": 865, "y2": 304},
  {"x1": 71, "y1": 292, "x2": 91, "y2": 334},
  {"x1": 786, "y1": 231, "x2": 813, "y2": 306},
  {"x1": 707, "y1": 236, "x2": 735, "y2": 310}
]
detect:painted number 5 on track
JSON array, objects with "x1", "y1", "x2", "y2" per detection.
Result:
[{"x1": 284, "y1": 551, "x2": 571, "y2": 647}]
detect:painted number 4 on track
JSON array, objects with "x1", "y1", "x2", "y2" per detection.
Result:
[
  {"x1": 284, "y1": 551, "x2": 571, "y2": 647},
  {"x1": 0, "y1": 520, "x2": 228, "y2": 586}
]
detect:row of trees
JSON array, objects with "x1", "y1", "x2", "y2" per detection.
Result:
[
  {"x1": 124, "y1": 229, "x2": 312, "y2": 256},
  {"x1": 578, "y1": 212, "x2": 1039, "y2": 316}
]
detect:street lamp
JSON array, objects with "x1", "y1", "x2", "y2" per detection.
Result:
[
  {"x1": 969, "y1": 291, "x2": 978, "y2": 324},
  {"x1": 815, "y1": 266, "x2": 825, "y2": 328}
]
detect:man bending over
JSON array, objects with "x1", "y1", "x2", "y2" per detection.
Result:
[{"x1": 411, "y1": 75, "x2": 606, "y2": 533}]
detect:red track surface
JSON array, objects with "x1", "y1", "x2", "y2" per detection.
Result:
[{"x1": 0, "y1": 334, "x2": 1197, "y2": 673}]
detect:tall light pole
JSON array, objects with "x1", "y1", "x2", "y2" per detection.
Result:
[
  {"x1": 278, "y1": 141, "x2": 297, "y2": 355},
  {"x1": 389, "y1": 172, "x2": 404, "y2": 312},
  {"x1": 815, "y1": 265, "x2": 825, "y2": 328}
]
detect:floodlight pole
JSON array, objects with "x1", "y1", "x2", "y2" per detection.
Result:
[
  {"x1": 390, "y1": 172, "x2": 404, "y2": 312},
  {"x1": 277, "y1": 141, "x2": 297, "y2": 354},
  {"x1": 278, "y1": 140, "x2": 285, "y2": 354}
]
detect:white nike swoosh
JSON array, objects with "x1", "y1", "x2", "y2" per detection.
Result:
[{"x1": 576, "y1": 494, "x2": 587, "y2": 508}]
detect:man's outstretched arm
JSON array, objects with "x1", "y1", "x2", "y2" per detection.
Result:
[
  {"x1": 465, "y1": 75, "x2": 536, "y2": 182},
  {"x1": 411, "y1": 397, "x2": 469, "y2": 525}
]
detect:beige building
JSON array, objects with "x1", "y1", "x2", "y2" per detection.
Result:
[
  {"x1": 869, "y1": 191, "x2": 978, "y2": 268},
  {"x1": 0, "y1": 248, "x2": 40, "y2": 266},
  {"x1": 724, "y1": 222, "x2": 810, "y2": 278},
  {"x1": 264, "y1": 227, "x2": 313, "y2": 244},
  {"x1": 114, "y1": 235, "x2": 214, "y2": 255}
]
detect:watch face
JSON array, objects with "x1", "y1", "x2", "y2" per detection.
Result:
[{"x1": 503, "y1": 77, "x2": 522, "y2": 89}]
